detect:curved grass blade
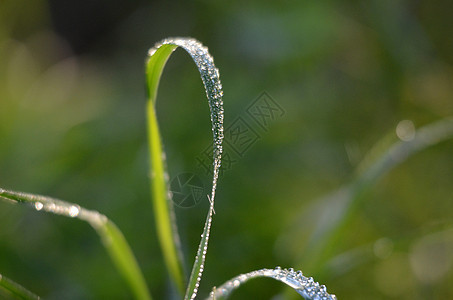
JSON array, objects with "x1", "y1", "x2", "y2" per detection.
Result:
[
  {"x1": 0, "y1": 188, "x2": 152, "y2": 300},
  {"x1": 0, "y1": 273, "x2": 40, "y2": 300},
  {"x1": 146, "y1": 43, "x2": 186, "y2": 293},
  {"x1": 284, "y1": 118, "x2": 453, "y2": 276},
  {"x1": 207, "y1": 267, "x2": 336, "y2": 300},
  {"x1": 146, "y1": 38, "x2": 224, "y2": 299}
]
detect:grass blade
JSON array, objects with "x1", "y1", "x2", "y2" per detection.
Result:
[
  {"x1": 146, "y1": 78, "x2": 186, "y2": 293},
  {"x1": 207, "y1": 267, "x2": 336, "y2": 300},
  {"x1": 0, "y1": 273, "x2": 40, "y2": 300},
  {"x1": 281, "y1": 118, "x2": 453, "y2": 276},
  {"x1": 95, "y1": 220, "x2": 151, "y2": 300},
  {"x1": 146, "y1": 38, "x2": 224, "y2": 300},
  {"x1": 0, "y1": 188, "x2": 152, "y2": 300}
]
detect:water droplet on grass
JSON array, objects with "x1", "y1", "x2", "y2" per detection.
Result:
[
  {"x1": 396, "y1": 120, "x2": 415, "y2": 141},
  {"x1": 209, "y1": 267, "x2": 336, "y2": 300},
  {"x1": 69, "y1": 205, "x2": 80, "y2": 217},
  {"x1": 149, "y1": 38, "x2": 224, "y2": 300},
  {"x1": 35, "y1": 202, "x2": 43, "y2": 211}
]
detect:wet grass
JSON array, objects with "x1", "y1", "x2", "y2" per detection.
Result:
[{"x1": 1, "y1": 37, "x2": 453, "y2": 300}]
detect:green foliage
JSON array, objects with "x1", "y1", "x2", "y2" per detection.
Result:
[
  {"x1": 0, "y1": 188, "x2": 151, "y2": 300},
  {"x1": 1, "y1": 1, "x2": 453, "y2": 299},
  {"x1": 146, "y1": 43, "x2": 185, "y2": 295},
  {"x1": 284, "y1": 118, "x2": 453, "y2": 277},
  {"x1": 0, "y1": 36, "x2": 337, "y2": 300},
  {"x1": 0, "y1": 273, "x2": 40, "y2": 300},
  {"x1": 145, "y1": 38, "x2": 225, "y2": 299}
]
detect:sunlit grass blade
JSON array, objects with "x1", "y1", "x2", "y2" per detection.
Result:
[
  {"x1": 0, "y1": 188, "x2": 152, "y2": 300},
  {"x1": 146, "y1": 90, "x2": 186, "y2": 294},
  {"x1": 0, "y1": 273, "x2": 40, "y2": 300},
  {"x1": 146, "y1": 38, "x2": 224, "y2": 300},
  {"x1": 145, "y1": 41, "x2": 188, "y2": 295},
  {"x1": 185, "y1": 198, "x2": 215, "y2": 300},
  {"x1": 282, "y1": 118, "x2": 453, "y2": 277},
  {"x1": 207, "y1": 267, "x2": 336, "y2": 300},
  {"x1": 95, "y1": 220, "x2": 151, "y2": 300}
]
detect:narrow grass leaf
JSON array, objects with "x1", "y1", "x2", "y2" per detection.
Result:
[
  {"x1": 0, "y1": 188, "x2": 152, "y2": 300},
  {"x1": 146, "y1": 38, "x2": 224, "y2": 300},
  {"x1": 207, "y1": 267, "x2": 336, "y2": 300},
  {"x1": 146, "y1": 89, "x2": 186, "y2": 294},
  {"x1": 0, "y1": 273, "x2": 40, "y2": 300},
  {"x1": 283, "y1": 118, "x2": 453, "y2": 276}
]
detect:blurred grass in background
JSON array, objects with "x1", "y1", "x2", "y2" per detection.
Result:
[{"x1": 1, "y1": 0, "x2": 453, "y2": 299}]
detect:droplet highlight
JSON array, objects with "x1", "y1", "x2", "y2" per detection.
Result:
[
  {"x1": 35, "y1": 202, "x2": 43, "y2": 211},
  {"x1": 396, "y1": 120, "x2": 415, "y2": 141},
  {"x1": 69, "y1": 205, "x2": 80, "y2": 217},
  {"x1": 208, "y1": 267, "x2": 336, "y2": 300}
]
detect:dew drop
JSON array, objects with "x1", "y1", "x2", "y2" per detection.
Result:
[
  {"x1": 47, "y1": 203, "x2": 56, "y2": 212},
  {"x1": 149, "y1": 37, "x2": 225, "y2": 300},
  {"x1": 35, "y1": 202, "x2": 43, "y2": 211},
  {"x1": 210, "y1": 267, "x2": 337, "y2": 300},
  {"x1": 396, "y1": 120, "x2": 415, "y2": 141},
  {"x1": 69, "y1": 205, "x2": 80, "y2": 217}
]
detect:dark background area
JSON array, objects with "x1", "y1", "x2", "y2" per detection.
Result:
[{"x1": 1, "y1": 0, "x2": 453, "y2": 299}]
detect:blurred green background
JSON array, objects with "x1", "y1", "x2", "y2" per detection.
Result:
[{"x1": 1, "y1": 0, "x2": 453, "y2": 299}]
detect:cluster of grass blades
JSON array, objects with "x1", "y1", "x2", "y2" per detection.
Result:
[
  {"x1": 0, "y1": 188, "x2": 151, "y2": 300},
  {"x1": 2, "y1": 36, "x2": 453, "y2": 300},
  {"x1": 3, "y1": 35, "x2": 452, "y2": 300},
  {"x1": 0, "y1": 37, "x2": 337, "y2": 299}
]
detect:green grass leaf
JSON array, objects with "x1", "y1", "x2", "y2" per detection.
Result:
[
  {"x1": 0, "y1": 273, "x2": 40, "y2": 300},
  {"x1": 207, "y1": 267, "x2": 336, "y2": 300},
  {"x1": 283, "y1": 118, "x2": 453, "y2": 277},
  {"x1": 146, "y1": 38, "x2": 224, "y2": 299},
  {"x1": 0, "y1": 188, "x2": 152, "y2": 300}
]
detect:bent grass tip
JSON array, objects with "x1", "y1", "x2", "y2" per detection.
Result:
[
  {"x1": 0, "y1": 36, "x2": 347, "y2": 300},
  {"x1": 146, "y1": 37, "x2": 224, "y2": 300},
  {"x1": 0, "y1": 188, "x2": 152, "y2": 300},
  {"x1": 208, "y1": 267, "x2": 336, "y2": 300}
]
